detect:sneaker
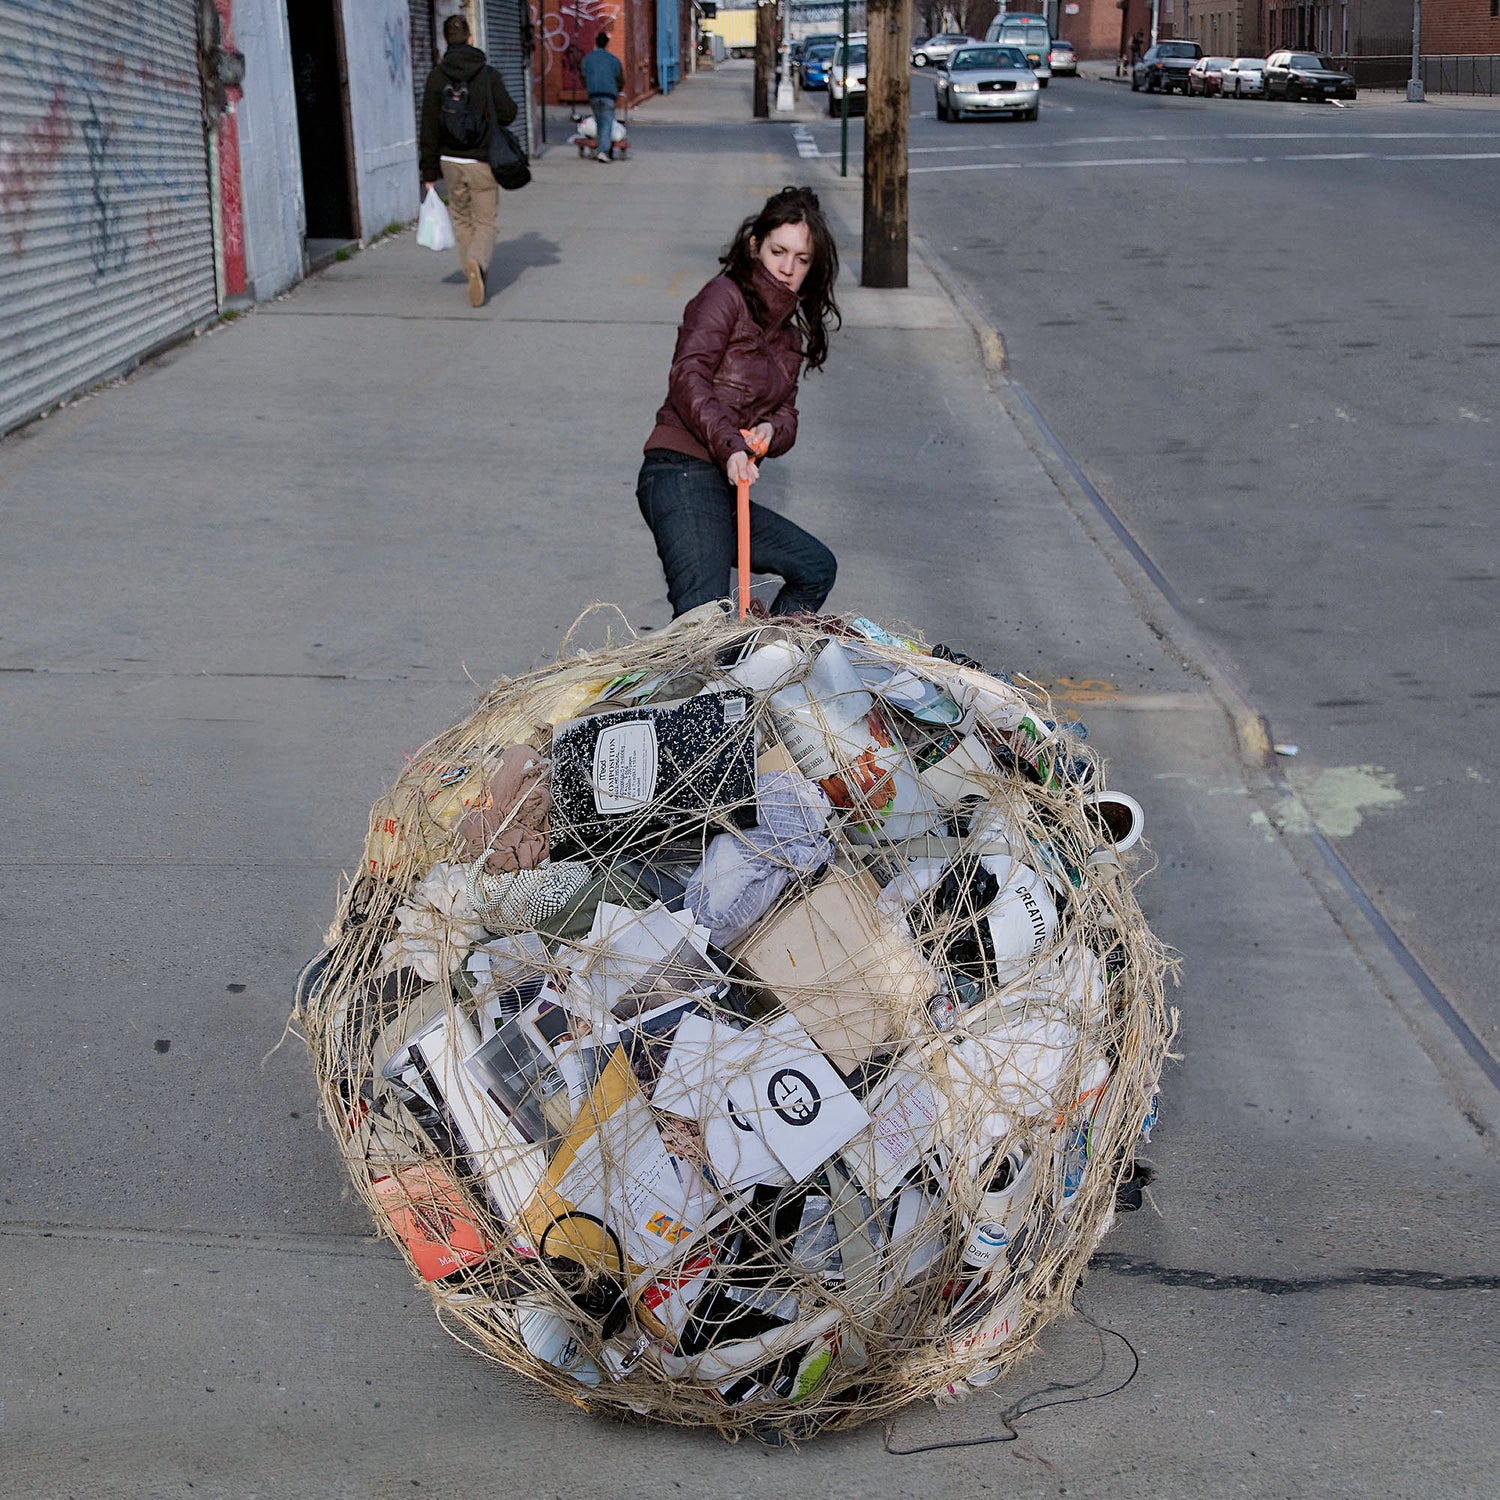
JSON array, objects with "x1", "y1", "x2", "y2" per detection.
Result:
[
  {"x1": 595, "y1": 151, "x2": 610, "y2": 163},
  {"x1": 464, "y1": 258, "x2": 484, "y2": 307}
]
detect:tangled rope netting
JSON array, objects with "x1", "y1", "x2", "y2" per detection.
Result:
[{"x1": 296, "y1": 606, "x2": 1176, "y2": 1440}]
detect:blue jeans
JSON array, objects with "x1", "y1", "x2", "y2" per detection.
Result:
[
  {"x1": 590, "y1": 94, "x2": 616, "y2": 156},
  {"x1": 636, "y1": 450, "x2": 837, "y2": 618}
]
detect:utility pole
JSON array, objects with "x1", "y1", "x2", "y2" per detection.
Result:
[
  {"x1": 754, "y1": 0, "x2": 774, "y2": 117},
  {"x1": 861, "y1": 0, "x2": 910, "y2": 287}
]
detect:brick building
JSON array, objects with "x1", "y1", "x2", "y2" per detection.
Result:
[
  {"x1": 1053, "y1": 0, "x2": 1499, "y2": 58},
  {"x1": 1421, "y1": 0, "x2": 1500, "y2": 51},
  {"x1": 1053, "y1": 0, "x2": 1144, "y2": 61}
]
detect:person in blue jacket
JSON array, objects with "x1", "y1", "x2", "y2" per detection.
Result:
[{"x1": 580, "y1": 32, "x2": 625, "y2": 163}]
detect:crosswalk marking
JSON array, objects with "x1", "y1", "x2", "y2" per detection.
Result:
[{"x1": 792, "y1": 124, "x2": 820, "y2": 159}]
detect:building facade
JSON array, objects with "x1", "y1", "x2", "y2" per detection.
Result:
[
  {"x1": 0, "y1": 0, "x2": 423, "y2": 436},
  {"x1": 1402, "y1": 0, "x2": 1500, "y2": 52},
  {"x1": 1063, "y1": 0, "x2": 1500, "y2": 55}
]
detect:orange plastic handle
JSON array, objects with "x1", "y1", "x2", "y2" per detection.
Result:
[
  {"x1": 736, "y1": 475, "x2": 751, "y2": 620},
  {"x1": 735, "y1": 429, "x2": 764, "y2": 619}
]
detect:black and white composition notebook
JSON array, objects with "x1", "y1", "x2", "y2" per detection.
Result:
[{"x1": 548, "y1": 694, "x2": 757, "y2": 862}]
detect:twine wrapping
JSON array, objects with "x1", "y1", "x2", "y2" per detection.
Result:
[{"x1": 296, "y1": 607, "x2": 1175, "y2": 1440}]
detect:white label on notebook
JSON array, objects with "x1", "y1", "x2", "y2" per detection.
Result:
[{"x1": 592, "y1": 721, "x2": 659, "y2": 813}]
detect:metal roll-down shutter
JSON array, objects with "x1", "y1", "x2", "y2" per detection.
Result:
[{"x1": 0, "y1": 0, "x2": 218, "y2": 434}]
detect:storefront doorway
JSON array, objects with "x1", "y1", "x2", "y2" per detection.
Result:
[{"x1": 287, "y1": 0, "x2": 360, "y2": 246}]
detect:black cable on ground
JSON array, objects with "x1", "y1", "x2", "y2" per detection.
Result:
[{"x1": 881, "y1": 1298, "x2": 1140, "y2": 1456}]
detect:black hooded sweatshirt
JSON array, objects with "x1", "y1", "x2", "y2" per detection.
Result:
[{"x1": 419, "y1": 43, "x2": 518, "y2": 182}]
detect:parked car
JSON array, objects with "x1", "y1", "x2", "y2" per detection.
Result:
[
  {"x1": 800, "y1": 40, "x2": 838, "y2": 90},
  {"x1": 1048, "y1": 38, "x2": 1077, "y2": 76},
  {"x1": 828, "y1": 37, "x2": 867, "y2": 115},
  {"x1": 912, "y1": 33, "x2": 974, "y2": 67},
  {"x1": 1263, "y1": 49, "x2": 1357, "y2": 99},
  {"x1": 1222, "y1": 57, "x2": 1266, "y2": 96},
  {"x1": 985, "y1": 16, "x2": 1052, "y2": 85},
  {"x1": 795, "y1": 31, "x2": 841, "y2": 60},
  {"x1": 1186, "y1": 56, "x2": 1232, "y2": 95},
  {"x1": 934, "y1": 44, "x2": 1041, "y2": 122},
  {"x1": 1131, "y1": 40, "x2": 1203, "y2": 93}
]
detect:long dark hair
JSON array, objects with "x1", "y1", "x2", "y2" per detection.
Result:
[{"x1": 720, "y1": 186, "x2": 841, "y2": 372}]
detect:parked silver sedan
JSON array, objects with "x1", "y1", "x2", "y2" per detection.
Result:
[
  {"x1": 1222, "y1": 56, "x2": 1266, "y2": 97},
  {"x1": 934, "y1": 44, "x2": 1041, "y2": 121}
]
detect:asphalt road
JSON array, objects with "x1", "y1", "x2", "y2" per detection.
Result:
[{"x1": 829, "y1": 74, "x2": 1500, "y2": 1075}]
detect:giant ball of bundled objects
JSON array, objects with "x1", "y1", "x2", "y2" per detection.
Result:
[{"x1": 297, "y1": 606, "x2": 1174, "y2": 1439}]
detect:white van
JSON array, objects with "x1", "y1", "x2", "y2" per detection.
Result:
[{"x1": 984, "y1": 13, "x2": 1052, "y2": 85}]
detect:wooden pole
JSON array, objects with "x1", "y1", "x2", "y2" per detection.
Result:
[
  {"x1": 861, "y1": 0, "x2": 910, "y2": 288},
  {"x1": 753, "y1": 1, "x2": 773, "y2": 117}
]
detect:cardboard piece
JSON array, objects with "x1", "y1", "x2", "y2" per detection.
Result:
[
  {"x1": 633, "y1": 1241, "x2": 723, "y2": 1341},
  {"x1": 734, "y1": 872, "x2": 934, "y2": 1072}
]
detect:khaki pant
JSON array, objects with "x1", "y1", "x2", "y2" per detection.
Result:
[{"x1": 440, "y1": 157, "x2": 497, "y2": 274}]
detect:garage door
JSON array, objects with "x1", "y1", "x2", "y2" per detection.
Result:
[{"x1": 0, "y1": 0, "x2": 218, "y2": 434}]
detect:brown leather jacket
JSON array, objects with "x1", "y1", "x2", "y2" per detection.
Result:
[{"x1": 644, "y1": 263, "x2": 803, "y2": 467}]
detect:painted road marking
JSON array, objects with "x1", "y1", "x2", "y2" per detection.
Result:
[
  {"x1": 909, "y1": 160, "x2": 1026, "y2": 173},
  {"x1": 907, "y1": 149, "x2": 1500, "y2": 174},
  {"x1": 1383, "y1": 150, "x2": 1500, "y2": 160},
  {"x1": 899, "y1": 128, "x2": 1500, "y2": 158},
  {"x1": 792, "y1": 124, "x2": 820, "y2": 158}
]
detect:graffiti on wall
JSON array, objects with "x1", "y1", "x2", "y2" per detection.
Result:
[
  {"x1": 384, "y1": 12, "x2": 410, "y2": 85},
  {"x1": 531, "y1": 0, "x2": 618, "y2": 94},
  {"x1": 0, "y1": 28, "x2": 209, "y2": 284},
  {"x1": 79, "y1": 88, "x2": 127, "y2": 278},
  {"x1": 0, "y1": 82, "x2": 71, "y2": 256}
]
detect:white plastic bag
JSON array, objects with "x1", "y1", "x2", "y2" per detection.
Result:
[{"x1": 416, "y1": 186, "x2": 454, "y2": 253}]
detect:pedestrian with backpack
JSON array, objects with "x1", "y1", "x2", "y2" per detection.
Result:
[
  {"x1": 419, "y1": 14, "x2": 518, "y2": 306},
  {"x1": 580, "y1": 32, "x2": 624, "y2": 164}
]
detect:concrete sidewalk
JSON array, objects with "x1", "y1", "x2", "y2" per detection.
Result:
[{"x1": 2, "y1": 61, "x2": 1497, "y2": 1500}]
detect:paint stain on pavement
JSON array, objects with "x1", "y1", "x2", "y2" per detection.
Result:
[{"x1": 1274, "y1": 764, "x2": 1404, "y2": 837}]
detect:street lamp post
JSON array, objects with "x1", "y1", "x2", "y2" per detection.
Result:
[
  {"x1": 1407, "y1": 0, "x2": 1425, "y2": 101},
  {"x1": 775, "y1": 0, "x2": 795, "y2": 109},
  {"x1": 839, "y1": 0, "x2": 850, "y2": 178}
]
